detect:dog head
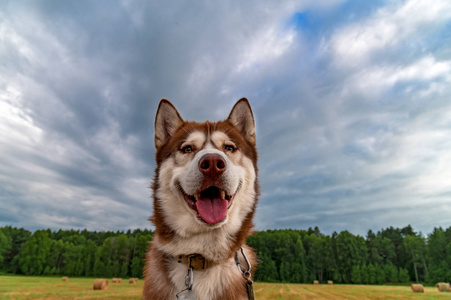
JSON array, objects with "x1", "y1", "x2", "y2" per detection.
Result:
[{"x1": 152, "y1": 98, "x2": 258, "y2": 238}]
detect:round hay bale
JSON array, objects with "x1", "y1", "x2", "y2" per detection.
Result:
[
  {"x1": 313, "y1": 280, "x2": 319, "y2": 285},
  {"x1": 328, "y1": 280, "x2": 333, "y2": 285},
  {"x1": 129, "y1": 278, "x2": 137, "y2": 284},
  {"x1": 437, "y1": 283, "x2": 451, "y2": 292},
  {"x1": 131, "y1": 277, "x2": 139, "y2": 281},
  {"x1": 61, "y1": 276, "x2": 68, "y2": 281},
  {"x1": 411, "y1": 284, "x2": 424, "y2": 293},
  {"x1": 93, "y1": 279, "x2": 109, "y2": 290},
  {"x1": 112, "y1": 278, "x2": 122, "y2": 284}
]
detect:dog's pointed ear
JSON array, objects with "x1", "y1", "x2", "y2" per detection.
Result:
[
  {"x1": 227, "y1": 98, "x2": 256, "y2": 145},
  {"x1": 155, "y1": 99, "x2": 184, "y2": 149}
]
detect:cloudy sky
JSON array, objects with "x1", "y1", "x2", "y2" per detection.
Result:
[{"x1": 1, "y1": 0, "x2": 450, "y2": 236}]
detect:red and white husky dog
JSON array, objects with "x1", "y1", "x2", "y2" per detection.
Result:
[{"x1": 143, "y1": 98, "x2": 259, "y2": 299}]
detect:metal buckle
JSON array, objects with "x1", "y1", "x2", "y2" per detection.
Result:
[
  {"x1": 235, "y1": 247, "x2": 252, "y2": 282},
  {"x1": 235, "y1": 247, "x2": 255, "y2": 300}
]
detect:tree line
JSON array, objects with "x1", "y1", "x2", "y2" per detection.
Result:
[
  {"x1": 1, "y1": 225, "x2": 450, "y2": 284},
  {"x1": 247, "y1": 226, "x2": 451, "y2": 284},
  {"x1": 0, "y1": 227, "x2": 151, "y2": 278}
]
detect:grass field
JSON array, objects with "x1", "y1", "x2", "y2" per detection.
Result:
[{"x1": 0, "y1": 276, "x2": 449, "y2": 299}]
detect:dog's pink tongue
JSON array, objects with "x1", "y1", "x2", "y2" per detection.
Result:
[{"x1": 196, "y1": 197, "x2": 228, "y2": 224}]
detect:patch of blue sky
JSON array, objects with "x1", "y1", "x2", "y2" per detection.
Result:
[
  {"x1": 288, "y1": 0, "x2": 387, "y2": 34},
  {"x1": 284, "y1": 0, "x2": 390, "y2": 65},
  {"x1": 287, "y1": 10, "x2": 320, "y2": 41},
  {"x1": 291, "y1": 11, "x2": 310, "y2": 30}
]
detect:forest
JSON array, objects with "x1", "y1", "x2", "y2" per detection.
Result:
[{"x1": 0, "y1": 225, "x2": 450, "y2": 284}]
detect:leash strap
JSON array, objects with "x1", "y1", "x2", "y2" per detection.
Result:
[{"x1": 246, "y1": 281, "x2": 255, "y2": 300}]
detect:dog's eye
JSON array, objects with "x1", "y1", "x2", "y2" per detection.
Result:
[
  {"x1": 181, "y1": 145, "x2": 194, "y2": 153},
  {"x1": 224, "y1": 144, "x2": 235, "y2": 152}
]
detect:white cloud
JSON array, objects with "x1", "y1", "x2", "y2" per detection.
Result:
[
  {"x1": 0, "y1": 85, "x2": 43, "y2": 146},
  {"x1": 235, "y1": 27, "x2": 296, "y2": 72},
  {"x1": 391, "y1": 56, "x2": 451, "y2": 81},
  {"x1": 326, "y1": 0, "x2": 451, "y2": 67},
  {"x1": 342, "y1": 56, "x2": 451, "y2": 96}
]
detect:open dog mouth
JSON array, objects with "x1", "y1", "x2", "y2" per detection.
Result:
[{"x1": 180, "y1": 186, "x2": 234, "y2": 224}]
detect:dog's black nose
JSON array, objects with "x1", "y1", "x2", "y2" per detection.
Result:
[{"x1": 199, "y1": 154, "x2": 226, "y2": 177}]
